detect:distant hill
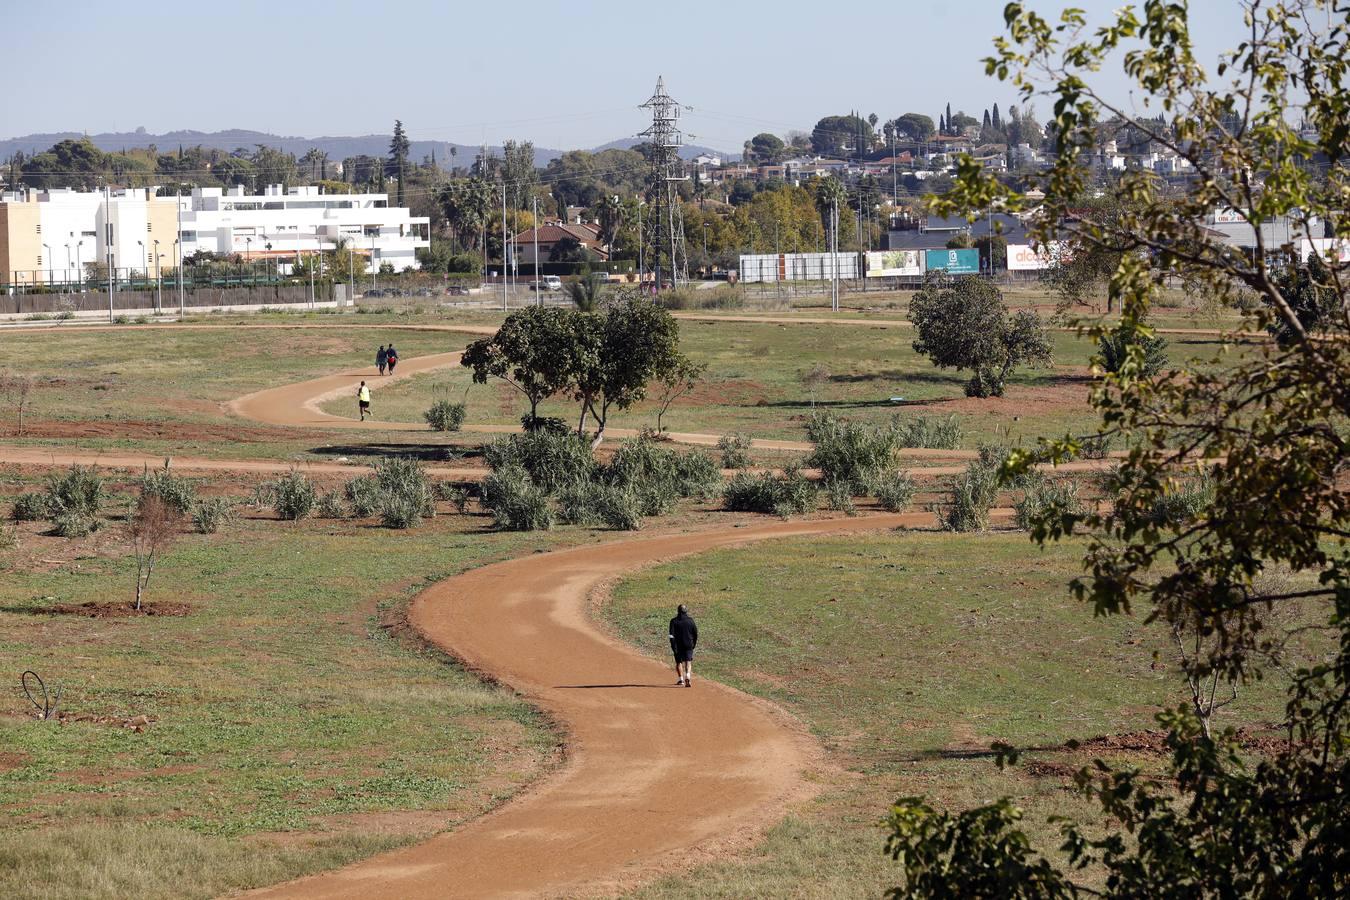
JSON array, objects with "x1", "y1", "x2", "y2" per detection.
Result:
[
  {"x1": 0, "y1": 128, "x2": 738, "y2": 170},
  {"x1": 593, "y1": 137, "x2": 739, "y2": 161}
]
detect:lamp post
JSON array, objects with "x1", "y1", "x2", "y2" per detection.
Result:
[
  {"x1": 153, "y1": 240, "x2": 162, "y2": 313},
  {"x1": 65, "y1": 243, "x2": 72, "y2": 289},
  {"x1": 75, "y1": 239, "x2": 83, "y2": 291},
  {"x1": 702, "y1": 222, "x2": 709, "y2": 277},
  {"x1": 370, "y1": 231, "x2": 377, "y2": 292},
  {"x1": 43, "y1": 243, "x2": 52, "y2": 288},
  {"x1": 245, "y1": 236, "x2": 253, "y2": 287}
]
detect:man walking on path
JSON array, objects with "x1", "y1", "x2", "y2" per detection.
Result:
[
  {"x1": 357, "y1": 380, "x2": 372, "y2": 421},
  {"x1": 376, "y1": 345, "x2": 388, "y2": 376},
  {"x1": 669, "y1": 605, "x2": 698, "y2": 687},
  {"x1": 386, "y1": 343, "x2": 398, "y2": 375}
]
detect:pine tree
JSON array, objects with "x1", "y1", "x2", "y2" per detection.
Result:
[{"x1": 389, "y1": 120, "x2": 411, "y2": 207}]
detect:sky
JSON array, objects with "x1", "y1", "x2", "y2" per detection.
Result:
[{"x1": 1, "y1": 1, "x2": 1254, "y2": 152}]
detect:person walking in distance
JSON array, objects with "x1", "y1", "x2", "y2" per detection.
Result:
[
  {"x1": 385, "y1": 343, "x2": 398, "y2": 375},
  {"x1": 669, "y1": 604, "x2": 698, "y2": 687},
  {"x1": 357, "y1": 380, "x2": 372, "y2": 421},
  {"x1": 376, "y1": 344, "x2": 388, "y2": 376}
]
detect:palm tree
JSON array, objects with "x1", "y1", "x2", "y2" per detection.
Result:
[{"x1": 566, "y1": 274, "x2": 605, "y2": 312}]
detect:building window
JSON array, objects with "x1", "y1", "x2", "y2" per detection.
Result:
[
  {"x1": 35, "y1": 224, "x2": 41, "y2": 234},
  {"x1": 147, "y1": 222, "x2": 153, "y2": 232}
]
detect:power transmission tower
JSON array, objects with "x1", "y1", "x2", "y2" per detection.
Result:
[{"x1": 639, "y1": 76, "x2": 689, "y2": 289}]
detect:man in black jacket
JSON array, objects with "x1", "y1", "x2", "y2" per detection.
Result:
[{"x1": 668, "y1": 605, "x2": 698, "y2": 687}]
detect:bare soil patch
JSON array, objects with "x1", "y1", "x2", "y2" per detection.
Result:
[
  {"x1": 16, "y1": 418, "x2": 322, "y2": 444},
  {"x1": 47, "y1": 600, "x2": 193, "y2": 618}
]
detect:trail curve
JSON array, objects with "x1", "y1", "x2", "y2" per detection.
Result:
[{"x1": 248, "y1": 513, "x2": 920, "y2": 899}]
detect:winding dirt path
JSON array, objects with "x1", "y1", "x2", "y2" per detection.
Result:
[{"x1": 249, "y1": 513, "x2": 921, "y2": 899}]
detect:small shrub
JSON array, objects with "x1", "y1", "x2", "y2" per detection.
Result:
[
  {"x1": 139, "y1": 466, "x2": 195, "y2": 516},
  {"x1": 558, "y1": 482, "x2": 642, "y2": 530},
  {"x1": 192, "y1": 498, "x2": 236, "y2": 534},
  {"x1": 1079, "y1": 434, "x2": 1114, "y2": 459},
  {"x1": 977, "y1": 444, "x2": 1039, "y2": 489},
  {"x1": 485, "y1": 432, "x2": 596, "y2": 493},
  {"x1": 373, "y1": 457, "x2": 434, "y2": 529},
  {"x1": 872, "y1": 470, "x2": 917, "y2": 512},
  {"x1": 270, "y1": 470, "x2": 316, "y2": 520},
  {"x1": 424, "y1": 400, "x2": 467, "y2": 432},
  {"x1": 344, "y1": 475, "x2": 382, "y2": 517},
  {"x1": 934, "y1": 460, "x2": 1000, "y2": 532},
  {"x1": 895, "y1": 415, "x2": 964, "y2": 450},
  {"x1": 113, "y1": 315, "x2": 130, "y2": 325},
  {"x1": 825, "y1": 478, "x2": 857, "y2": 515},
  {"x1": 45, "y1": 465, "x2": 104, "y2": 521},
  {"x1": 520, "y1": 414, "x2": 570, "y2": 435},
  {"x1": 718, "y1": 433, "x2": 753, "y2": 469},
  {"x1": 317, "y1": 491, "x2": 347, "y2": 518},
  {"x1": 0, "y1": 522, "x2": 16, "y2": 551},
  {"x1": 605, "y1": 438, "x2": 722, "y2": 510},
  {"x1": 56, "y1": 311, "x2": 76, "y2": 321},
  {"x1": 432, "y1": 481, "x2": 473, "y2": 513},
  {"x1": 52, "y1": 511, "x2": 97, "y2": 538},
  {"x1": 673, "y1": 452, "x2": 724, "y2": 500},
  {"x1": 480, "y1": 465, "x2": 554, "y2": 531},
  {"x1": 723, "y1": 464, "x2": 817, "y2": 518},
  {"x1": 806, "y1": 412, "x2": 902, "y2": 493},
  {"x1": 1015, "y1": 478, "x2": 1085, "y2": 532},
  {"x1": 1146, "y1": 470, "x2": 1216, "y2": 527},
  {"x1": 11, "y1": 492, "x2": 50, "y2": 522},
  {"x1": 1098, "y1": 331, "x2": 1169, "y2": 376}
]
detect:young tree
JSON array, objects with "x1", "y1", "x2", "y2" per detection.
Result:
[
  {"x1": 891, "y1": 2, "x2": 1350, "y2": 896},
  {"x1": 909, "y1": 273, "x2": 1052, "y2": 397},
  {"x1": 126, "y1": 495, "x2": 179, "y2": 611},
  {"x1": 0, "y1": 372, "x2": 37, "y2": 436},
  {"x1": 652, "y1": 356, "x2": 706, "y2": 433}
]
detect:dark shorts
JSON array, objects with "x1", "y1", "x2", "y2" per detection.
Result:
[
  {"x1": 673, "y1": 647, "x2": 694, "y2": 663},
  {"x1": 359, "y1": 400, "x2": 370, "y2": 410}
]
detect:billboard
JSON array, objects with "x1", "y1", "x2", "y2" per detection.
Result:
[
  {"x1": 1300, "y1": 238, "x2": 1350, "y2": 264},
  {"x1": 1212, "y1": 207, "x2": 1248, "y2": 225},
  {"x1": 865, "y1": 250, "x2": 923, "y2": 277},
  {"x1": 924, "y1": 248, "x2": 979, "y2": 275},
  {"x1": 738, "y1": 253, "x2": 860, "y2": 282},
  {"x1": 1006, "y1": 241, "x2": 1069, "y2": 271}
]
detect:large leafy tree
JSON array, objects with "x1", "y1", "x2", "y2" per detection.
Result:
[
  {"x1": 744, "y1": 132, "x2": 787, "y2": 164},
  {"x1": 890, "y1": 2, "x2": 1350, "y2": 896},
  {"x1": 461, "y1": 306, "x2": 576, "y2": 424},
  {"x1": 810, "y1": 114, "x2": 875, "y2": 157},
  {"x1": 570, "y1": 291, "x2": 683, "y2": 447},
  {"x1": 892, "y1": 113, "x2": 937, "y2": 143},
  {"x1": 909, "y1": 273, "x2": 1052, "y2": 397}
]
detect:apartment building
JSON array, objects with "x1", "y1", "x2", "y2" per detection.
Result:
[{"x1": 1, "y1": 184, "x2": 429, "y2": 285}]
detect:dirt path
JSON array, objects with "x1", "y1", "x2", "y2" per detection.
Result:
[{"x1": 247, "y1": 513, "x2": 925, "y2": 900}]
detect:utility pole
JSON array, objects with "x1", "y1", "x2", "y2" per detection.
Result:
[
  {"x1": 105, "y1": 184, "x2": 114, "y2": 322},
  {"x1": 176, "y1": 190, "x2": 185, "y2": 317},
  {"x1": 831, "y1": 196, "x2": 840, "y2": 312},
  {"x1": 639, "y1": 77, "x2": 690, "y2": 291},
  {"x1": 501, "y1": 183, "x2": 508, "y2": 312},
  {"x1": 532, "y1": 196, "x2": 540, "y2": 306}
]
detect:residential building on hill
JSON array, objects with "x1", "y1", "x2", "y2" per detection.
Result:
[{"x1": 511, "y1": 221, "x2": 609, "y2": 265}]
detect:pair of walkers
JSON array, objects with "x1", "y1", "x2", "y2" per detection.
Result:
[{"x1": 375, "y1": 344, "x2": 399, "y2": 376}]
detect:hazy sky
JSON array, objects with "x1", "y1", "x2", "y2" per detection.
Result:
[{"x1": 2, "y1": 1, "x2": 1252, "y2": 151}]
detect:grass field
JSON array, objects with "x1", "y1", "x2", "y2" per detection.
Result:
[
  {"x1": 0, "y1": 499, "x2": 593, "y2": 899},
  {"x1": 340, "y1": 318, "x2": 1250, "y2": 448},
  {"x1": 603, "y1": 531, "x2": 1298, "y2": 897}
]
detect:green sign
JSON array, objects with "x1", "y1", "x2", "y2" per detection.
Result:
[{"x1": 924, "y1": 248, "x2": 980, "y2": 275}]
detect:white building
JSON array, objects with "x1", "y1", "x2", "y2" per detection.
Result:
[
  {"x1": 1, "y1": 184, "x2": 429, "y2": 285},
  {"x1": 179, "y1": 184, "x2": 430, "y2": 272}
]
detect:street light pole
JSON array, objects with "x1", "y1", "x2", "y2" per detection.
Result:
[
  {"x1": 532, "y1": 196, "x2": 540, "y2": 307},
  {"x1": 370, "y1": 231, "x2": 376, "y2": 292},
  {"x1": 43, "y1": 243, "x2": 52, "y2": 288},
  {"x1": 501, "y1": 183, "x2": 508, "y2": 312},
  {"x1": 153, "y1": 239, "x2": 161, "y2": 312}
]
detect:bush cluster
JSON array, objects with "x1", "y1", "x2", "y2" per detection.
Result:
[
  {"x1": 192, "y1": 498, "x2": 236, "y2": 534},
  {"x1": 269, "y1": 470, "x2": 317, "y2": 521},
  {"x1": 723, "y1": 465, "x2": 817, "y2": 518},
  {"x1": 479, "y1": 432, "x2": 721, "y2": 532},
  {"x1": 1014, "y1": 477, "x2": 1085, "y2": 532},
  {"x1": 934, "y1": 459, "x2": 1001, "y2": 532},
  {"x1": 11, "y1": 465, "x2": 106, "y2": 536}
]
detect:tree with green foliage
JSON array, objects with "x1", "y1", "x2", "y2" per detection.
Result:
[
  {"x1": 909, "y1": 273, "x2": 1052, "y2": 397},
  {"x1": 893, "y1": 113, "x2": 937, "y2": 142},
  {"x1": 570, "y1": 290, "x2": 683, "y2": 447},
  {"x1": 1268, "y1": 251, "x2": 1340, "y2": 346},
  {"x1": 743, "y1": 132, "x2": 787, "y2": 164},
  {"x1": 389, "y1": 120, "x2": 410, "y2": 207},
  {"x1": 461, "y1": 306, "x2": 577, "y2": 424},
  {"x1": 810, "y1": 114, "x2": 875, "y2": 157},
  {"x1": 438, "y1": 177, "x2": 494, "y2": 255},
  {"x1": 894, "y1": 2, "x2": 1350, "y2": 896}
]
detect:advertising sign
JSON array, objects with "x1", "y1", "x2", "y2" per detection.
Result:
[
  {"x1": 1212, "y1": 208, "x2": 1248, "y2": 225},
  {"x1": 865, "y1": 250, "x2": 923, "y2": 277},
  {"x1": 924, "y1": 248, "x2": 980, "y2": 275},
  {"x1": 1006, "y1": 241, "x2": 1068, "y2": 271}
]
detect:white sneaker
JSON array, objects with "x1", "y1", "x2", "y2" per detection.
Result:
[{"x1": 676, "y1": 678, "x2": 685, "y2": 686}]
